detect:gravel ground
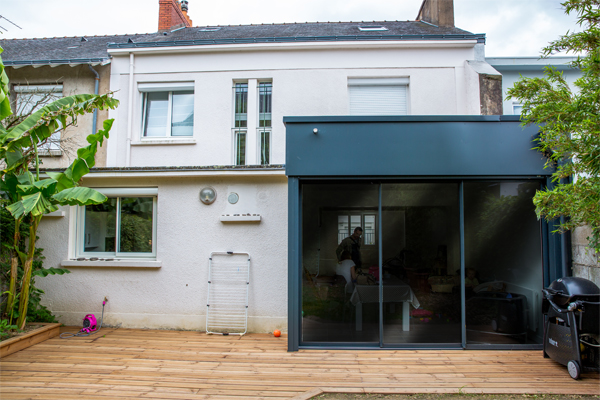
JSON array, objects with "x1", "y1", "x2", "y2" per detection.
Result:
[{"x1": 312, "y1": 395, "x2": 599, "y2": 400}]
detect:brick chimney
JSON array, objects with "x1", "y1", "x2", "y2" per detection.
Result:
[
  {"x1": 159, "y1": 0, "x2": 193, "y2": 32},
  {"x1": 417, "y1": 0, "x2": 454, "y2": 28}
]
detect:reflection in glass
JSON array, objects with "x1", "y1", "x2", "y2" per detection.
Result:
[
  {"x1": 302, "y1": 183, "x2": 379, "y2": 344},
  {"x1": 381, "y1": 183, "x2": 460, "y2": 345},
  {"x1": 171, "y1": 92, "x2": 194, "y2": 136},
  {"x1": 119, "y1": 197, "x2": 154, "y2": 253},
  {"x1": 84, "y1": 199, "x2": 117, "y2": 253},
  {"x1": 144, "y1": 92, "x2": 169, "y2": 137},
  {"x1": 464, "y1": 181, "x2": 543, "y2": 345}
]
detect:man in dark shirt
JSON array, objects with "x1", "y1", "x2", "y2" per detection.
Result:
[{"x1": 336, "y1": 227, "x2": 363, "y2": 269}]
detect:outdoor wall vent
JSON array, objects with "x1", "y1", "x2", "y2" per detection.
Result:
[
  {"x1": 358, "y1": 25, "x2": 388, "y2": 31},
  {"x1": 199, "y1": 27, "x2": 222, "y2": 32}
]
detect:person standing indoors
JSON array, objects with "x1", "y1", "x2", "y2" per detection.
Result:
[{"x1": 336, "y1": 227, "x2": 363, "y2": 270}]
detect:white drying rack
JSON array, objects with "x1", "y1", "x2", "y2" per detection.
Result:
[{"x1": 206, "y1": 251, "x2": 250, "y2": 335}]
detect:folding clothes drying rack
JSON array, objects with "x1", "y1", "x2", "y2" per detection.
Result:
[{"x1": 206, "y1": 252, "x2": 250, "y2": 335}]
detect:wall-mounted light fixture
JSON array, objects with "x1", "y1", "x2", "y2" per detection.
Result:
[
  {"x1": 313, "y1": 128, "x2": 318, "y2": 134},
  {"x1": 199, "y1": 187, "x2": 217, "y2": 205}
]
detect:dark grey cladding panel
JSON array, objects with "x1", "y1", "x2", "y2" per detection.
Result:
[{"x1": 284, "y1": 116, "x2": 549, "y2": 177}]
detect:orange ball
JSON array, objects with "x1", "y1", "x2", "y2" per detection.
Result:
[{"x1": 273, "y1": 329, "x2": 281, "y2": 337}]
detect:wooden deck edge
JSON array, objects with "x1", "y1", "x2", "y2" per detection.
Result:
[
  {"x1": 291, "y1": 388, "x2": 325, "y2": 400},
  {"x1": 0, "y1": 322, "x2": 61, "y2": 358}
]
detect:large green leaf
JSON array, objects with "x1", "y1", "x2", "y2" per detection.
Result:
[
  {"x1": 46, "y1": 171, "x2": 75, "y2": 192},
  {"x1": 6, "y1": 192, "x2": 58, "y2": 219},
  {"x1": 0, "y1": 47, "x2": 12, "y2": 120},
  {"x1": 33, "y1": 267, "x2": 71, "y2": 278},
  {"x1": 17, "y1": 179, "x2": 58, "y2": 198},
  {"x1": 52, "y1": 187, "x2": 107, "y2": 206}
]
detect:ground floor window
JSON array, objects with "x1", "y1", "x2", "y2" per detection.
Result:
[
  {"x1": 300, "y1": 180, "x2": 543, "y2": 348},
  {"x1": 76, "y1": 188, "x2": 157, "y2": 259}
]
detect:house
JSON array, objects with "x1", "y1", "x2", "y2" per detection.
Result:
[
  {"x1": 486, "y1": 56, "x2": 599, "y2": 286},
  {"x1": 0, "y1": 0, "x2": 575, "y2": 350}
]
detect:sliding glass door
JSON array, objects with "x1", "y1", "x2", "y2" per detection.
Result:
[
  {"x1": 300, "y1": 180, "x2": 543, "y2": 348},
  {"x1": 381, "y1": 183, "x2": 461, "y2": 346}
]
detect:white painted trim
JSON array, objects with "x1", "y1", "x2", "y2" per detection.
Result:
[
  {"x1": 93, "y1": 187, "x2": 158, "y2": 196},
  {"x1": 81, "y1": 169, "x2": 286, "y2": 179},
  {"x1": 61, "y1": 260, "x2": 162, "y2": 268},
  {"x1": 348, "y1": 78, "x2": 409, "y2": 86},
  {"x1": 138, "y1": 82, "x2": 195, "y2": 91},
  {"x1": 131, "y1": 138, "x2": 197, "y2": 145},
  {"x1": 108, "y1": 40, "x2": 478, "y2": 56}
]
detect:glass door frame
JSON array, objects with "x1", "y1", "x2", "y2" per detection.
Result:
[{"x1": 290, "y1": 177, "x2": 549, "y2": 351}]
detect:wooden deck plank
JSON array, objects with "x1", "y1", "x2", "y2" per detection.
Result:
[{"x1": 1, "y1": 328, "x2": 598, "y2": 399}]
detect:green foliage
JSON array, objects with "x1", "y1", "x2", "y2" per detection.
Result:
[
  {"x1": 0, "y1": 318, "x2": 19, "y2": 341},
  {"x1": 0, "y1": 47, "x2": 119, "y2": 328},
  {"x1": 507, "y1": 0, "x2": 600, "y2": 254}
]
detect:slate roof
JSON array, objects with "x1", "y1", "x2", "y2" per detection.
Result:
[{"x1": 1, "y1": 21, "x2": 482, "y2": 66}]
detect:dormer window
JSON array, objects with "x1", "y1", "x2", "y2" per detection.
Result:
[{"x1": 358, "y1": 25, "x2": 388, "y2": 32}]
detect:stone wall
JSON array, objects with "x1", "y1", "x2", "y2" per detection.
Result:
[{"x1": 572, "y1": 225, "x2": 600, "y2": 286}]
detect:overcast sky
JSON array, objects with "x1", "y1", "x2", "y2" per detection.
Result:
[{"x1": 0, "y1": 0, "x2": 581, "y2": 57}]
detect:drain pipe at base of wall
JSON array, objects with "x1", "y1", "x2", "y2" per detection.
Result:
[{"x1": 88, "y1": 64, "x2": 99, "y2": 134}]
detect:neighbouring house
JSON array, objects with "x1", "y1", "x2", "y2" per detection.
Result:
[
  {"x1": 487, "y1": 56, "x2": 600, "y2": 285},
  {"x1": 0, "y1": 0, "x2": 582, "y2": 350}
]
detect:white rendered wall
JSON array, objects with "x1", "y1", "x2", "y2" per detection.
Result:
[
  {"x1": 35, "y1": 174, "x2": 288, "y2": 332},
  {"x1": 107, "y1": 44, "x2": 480, "y2": 168}
]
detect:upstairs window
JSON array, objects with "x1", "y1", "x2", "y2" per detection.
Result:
[
  {"x1": 348, "y1": 78, "x2": 408, "y2": 115},
  {"x1": 14, "y1": 84, "x2": 63, "y2": 155},
  {"x1": 258, "y1": 81, "x2": 272, "y2": 165},
  {"x1": 233, "y1": 82, "x2": 248, "y2": 165},
  {"x1": 139, "y1": 82, "x2": 194, "y2": 137}
]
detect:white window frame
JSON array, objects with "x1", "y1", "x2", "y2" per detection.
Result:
[
  {"x1": 338, "y1": 213, "x2": 377, "y2": 246},
  {"x1": 257, "y1": 81, "x2": 272, "y2": 165},
  {"x1": 14, "y1": 84, "x2": 63, "y2": 156},
  {"x1": 232, "y1": 81, "x2": 249, "y2": 165},
  {"x1": 139, "y1": 82, "x2": 195, "y2": 139},
  {"x1": 348, "y1": 78, "x2": 409, "y2": 116},
  {"x1": 75, "y1": 188, "x2": 158, "y2": 259}
]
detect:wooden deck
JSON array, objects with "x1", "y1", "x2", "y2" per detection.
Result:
[{"x1": 1, "y1": 327, "x2": 598, "y2": 400}]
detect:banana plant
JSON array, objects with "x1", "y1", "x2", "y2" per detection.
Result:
[{"x1": 1, "y1": 47, "x2": 120, "y2": 328}]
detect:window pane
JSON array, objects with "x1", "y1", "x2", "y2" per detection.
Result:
[
  {"x1": 84, "y1": 199, "x2": 117, "y2": 253},
  {"x1": 260, "y1": 129, "x2": 270, "y2": 165},
  {"x1": 235, "y1": 130, "x2": 246, "y2": 165},
  {"x1": 234, "y1": 83, "x2": 248, "y2": 128},
  {"x1": 338, "y1": 215, "x2": 349, "y2": 243},
  {"x1": 259, "y1": 82, "x2": 272, "y2": 127},
  {"x1": 350, "y1": 215, "x2": 361, "y2": 231},
  {"x1": 464, "y1": 181, "x2": 543, "y2": 345},
  {"x1": 16, "y1": 86, "x2": 63, "y2": 151},
  {"x1": 119, "y1": 197, "x2": 154, "y2": 253},
  {"x1": 363, "y1": 215, "x2": 376, "y2": 245},
  {"x1": 144, "y1": 92, "x2": 169, "y2": 136},
  {"x1": 171, "y1": 92, "x2": 194, "y2": 136}
]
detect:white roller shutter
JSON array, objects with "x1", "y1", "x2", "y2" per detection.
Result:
[{"x1": 348, "y1": 78, "x2": 408, "y2": 115}]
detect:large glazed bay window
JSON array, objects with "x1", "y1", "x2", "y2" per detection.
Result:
[
  {"x1": 140, "y1": 82, "x2": 194, "y2": 137},
  {"x1": 77, "y1": 188, "x2": 157, "y2": 258},
  {"x1": 348, "y1": 78, "x2": 408, "y2": 115}
]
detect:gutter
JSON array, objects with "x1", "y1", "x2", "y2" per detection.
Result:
[
  {"x1": 4, "y1": 58, "x2": 111, "y2": 67},
  {"x1": 40, "y1": 165, "x2": 286, "y2": 179},
  {"x1": 107, "y1": 33, "x2": 486, "y2": 50},
  {"x1": 108, "y1": 39, "x2": 482, "y2": 56}
]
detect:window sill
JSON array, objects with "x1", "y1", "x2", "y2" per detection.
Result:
[
  {"x1": 61, "y1": 259, "x2": 162, "y2": 268},
  {"x1": 132, "y1": 138, "x2": 196, "y2": 146},
  {"x1": 39, "y1": 149, "x2": 63, "y2": 157}
]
